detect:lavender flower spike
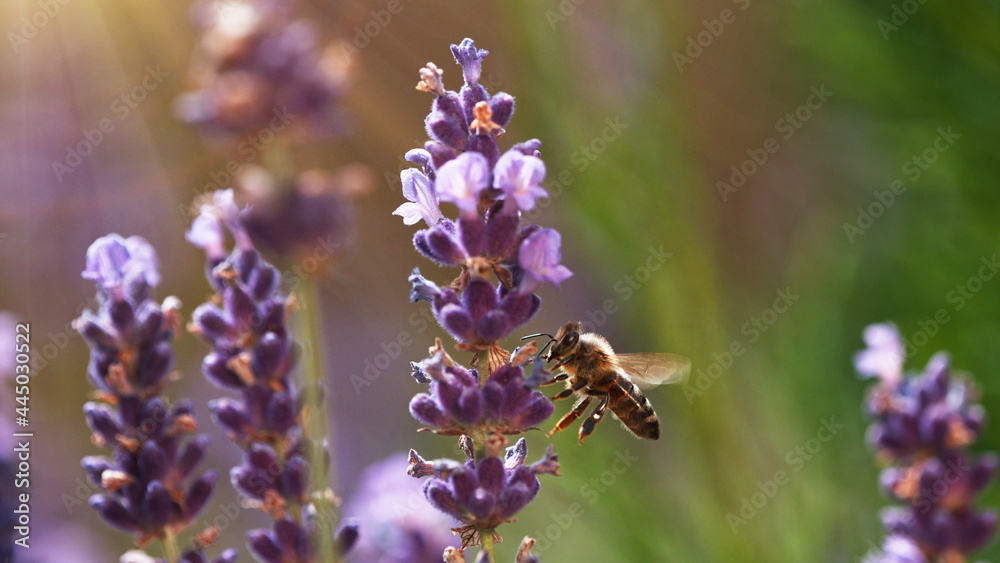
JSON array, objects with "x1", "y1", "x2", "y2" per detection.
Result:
[
  {"x1": 394, "y1": 168, "x2": 443, "y2": 227},
  {"x1": 436, "y1": 152, "x2": 491, "y2": 218},
  {"x1": 76, "y1": 235, "x2": 227, "y2": 561},
  {"x1": 858, "y1": 322, "x2": 997, "y2": 562},
  {"x1": 519, "y1": 229, "x2": 572, "y2": 292}
]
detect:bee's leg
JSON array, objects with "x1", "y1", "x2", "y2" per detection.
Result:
[
  {"x1": 537, "y1": 373, "x2": 569, "y2": 387},
  {"x1": 546, "y1": 396, "x2": 592, "y2": 438},
  {"x1": 550, "y1": 378, "x2": 587, "y2": 401},
  {"x1": 578, "y1": 395, "x2": 610, "y2": 445}
]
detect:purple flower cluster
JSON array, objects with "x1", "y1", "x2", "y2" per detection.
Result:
[
  {"x1": 397, "y1": 38, "x2": 571, "y2": 362},
  {"x1": 410, "y1": 438, "x2": 558, "y2": 532},
  {"x1": 188, "y1": 196, "x2": 334, "y2": 562},
  {"x1": 396, "y1": 39, "x2": 553, "y2": 562},
  {"x1": 75, "y1": 234, "x2": 236, "y2": 562},
  {"x1": 174, "y1": 0, "x2": 349, "y2": 140},
  {"x1": 857, "y1": 323, "x2": 997, "y2": 562},
  {"x1": 409, "y1": 349, "x2": 552, "y2": 436},
  {"x1": 236, "y1": 165, "x2": 369, "y2": 260}
]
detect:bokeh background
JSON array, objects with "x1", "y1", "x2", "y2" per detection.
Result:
[{"x1": 3, "y1": 0, "x2": 1000, "y2": 561}]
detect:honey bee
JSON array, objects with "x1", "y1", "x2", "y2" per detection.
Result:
[{"x1": 526, "y1": 321, "x2": 690, "y2": 445}]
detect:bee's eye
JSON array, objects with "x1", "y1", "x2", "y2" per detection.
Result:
[{"x1": 565, "y1": 332, "x2": 579, "y2": 347}]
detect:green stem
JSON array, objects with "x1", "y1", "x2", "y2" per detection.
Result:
[
  {"x1": 298, "y1": 279, "x2": 337, "y2": 562},
  {"x1": 163, "y1": 530, "x2": 180, "y2": 563},
  {"x1": 480, "y1": 528, "x2": 497, "y2": 562}
]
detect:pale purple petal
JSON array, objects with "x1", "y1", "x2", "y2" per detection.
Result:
[
  {"x1": 855, "y1": 322, "x2": 904, "y2": 386},
  {"x1": 82, "y1": 234, "x2": 160, "y2": 289},
  {"x1": 436, "y1": 152, "x2": 490, "y2": 218},
  {"x1": 493, "y1": 151, "x2": 547, "y2": 212},
  {"x1": 186, "y1": 214, "x2": 227, "y2": 260},
  {"x1": 394, "y1": 169, "x2": 442, "y2": 227},
  {"x1": 518, "y1": 229, "x2": 572, "y2": 292}
]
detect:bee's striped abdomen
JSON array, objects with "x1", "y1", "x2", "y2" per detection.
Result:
[{"x1": 608, "y1": 378, "x2": 660, "y2": 440}]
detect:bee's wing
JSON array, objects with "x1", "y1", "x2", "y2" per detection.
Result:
[{"x1": 615, "y1": 353, "x2": 691, "y2": 389}]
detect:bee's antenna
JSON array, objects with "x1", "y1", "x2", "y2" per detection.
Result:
[
  {"x1": 536, "y1": 338, "x2": 556, "y2": 358},
  {"x1": 521, "y1": 333, "x2": 554, "y2": 341}
]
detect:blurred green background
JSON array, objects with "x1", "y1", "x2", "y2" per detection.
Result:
[{"x1": 3, "y1": 0, "x2": 1000, "y2": 561}]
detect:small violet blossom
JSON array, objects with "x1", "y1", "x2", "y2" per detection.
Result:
[
  {"x1": 394, "y1": 168, "x2": 443, "y2": 227},
  {"x1": 493, "y1": 150, "x2": 547, "y2": 212},
  {"x1": 436, "y1": 152, "x2": 491, "y2": 218},
  {"x1": 519, "y1": 229, "x2": 572, "y2": 292}
]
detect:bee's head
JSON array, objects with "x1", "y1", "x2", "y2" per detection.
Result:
[{"x1": 546, "y1": 321, "x2": 583, "y2": 362}]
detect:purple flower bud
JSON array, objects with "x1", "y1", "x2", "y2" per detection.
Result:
[
  {"x1": 282, "y1": 456, "x2": 310, "y2": 502},
  {"x1": 138, "y1": 441, "x2": 168, "y2": 482},
  {"x1": 134, "y1": 301, "x2": 164, "y2": 345},
  {"x1": 232, "y1": 465, "x2": 272, "y2": 500},
  {"x1": 248, "y1": 443, "x2": 280, "y2": 473},
  {"x1": 436, "y1": 152, "x2": 490, "y2": 218},
  {"x1": 494, "y1": 150, "x2": 547, "y2": 212},
  {"x1": 424, "y1": 480, "x2": 463, "y2": 520},
  {"x1": 253, "y1": 332, "x2": 287, "y2": 381},
  {"x1": 247, "y1": 529, "x2": 283, "y2": 563},
  {"x1": 176, "y1": 435, "x2": 210, "y2": 479},
  {"x1": 209, "y1": 398, "x2": 250, "y2": 439},
  {"x1": 84, "y1": 403, "x2": 121, "y2": 444},
  {"x1": 463, "y1": 279, "x2": 497, "y2": 322},
  {"x1": 138, "y1": 341, "x2": 173, "y2": 389},
  {"x1": 460, "y1": 84, "x2": 489, "y2": 130},
  {"x1": 266, "y1": 392, "x2": 296, "y2": 435},
  {"x1": 90, "y1": 495, "x2": 140, "y2": 533},
  {"x1": 519, "y1": 228, "x2": 572, "y2": 292},
  {"x1": 410, "y1": 394, "x2": 449, "y2": 427},
  {"x1": 451, "y1": 38, "x2": 489, "y2": 85},
  {"x1": 202, "y1": 352, "x2": 244, "y2": 390},
  {"x1": 224, "y1": 285, "x2": 257, "y2": 329},
  {"x1": 427, "y1": 111, "x2": 468, "y2": 150},
  {"x1": 458, "y1": 216, "x2": 486, "y2": 258},
  {"x1": 477, "y1": 457, "x2": 506, "y2": 496},
  {"x1": 335, "y1": 518, "x2": 360, "y2": 555},
  {"x1": 184, "y1": 470, "x2": 217, "y2": 519},
  {"x1": 469, "y1": 488, "x2": 496, "y2": 520},
  {"x1": 394, "y1": 168, "x2": 443, "y2": 227},
  {"x1": 511, "y1": 139, "x2": 542, "y2": 158},
  {"x1": 439, "y1": 304, "x2": 474, "y2": 342},
  {"x1": 485, "y1": 207, "x2": 520, "y2": 258},
  {"x1": 489, "y1": 93, "x2": 514, "y2": 129},
  {"x1": 143, "y1": 480, "x2": 173, "y2": 530},
  {"x1": 425, "y1": 141, "x2": 457, "y2": 169},
  {"x1": 456, "y1": 387, "x2": 484, "y2": 424},
  {"x1": 75, "y1": 311, "x2": 119, "y2": 350}
]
